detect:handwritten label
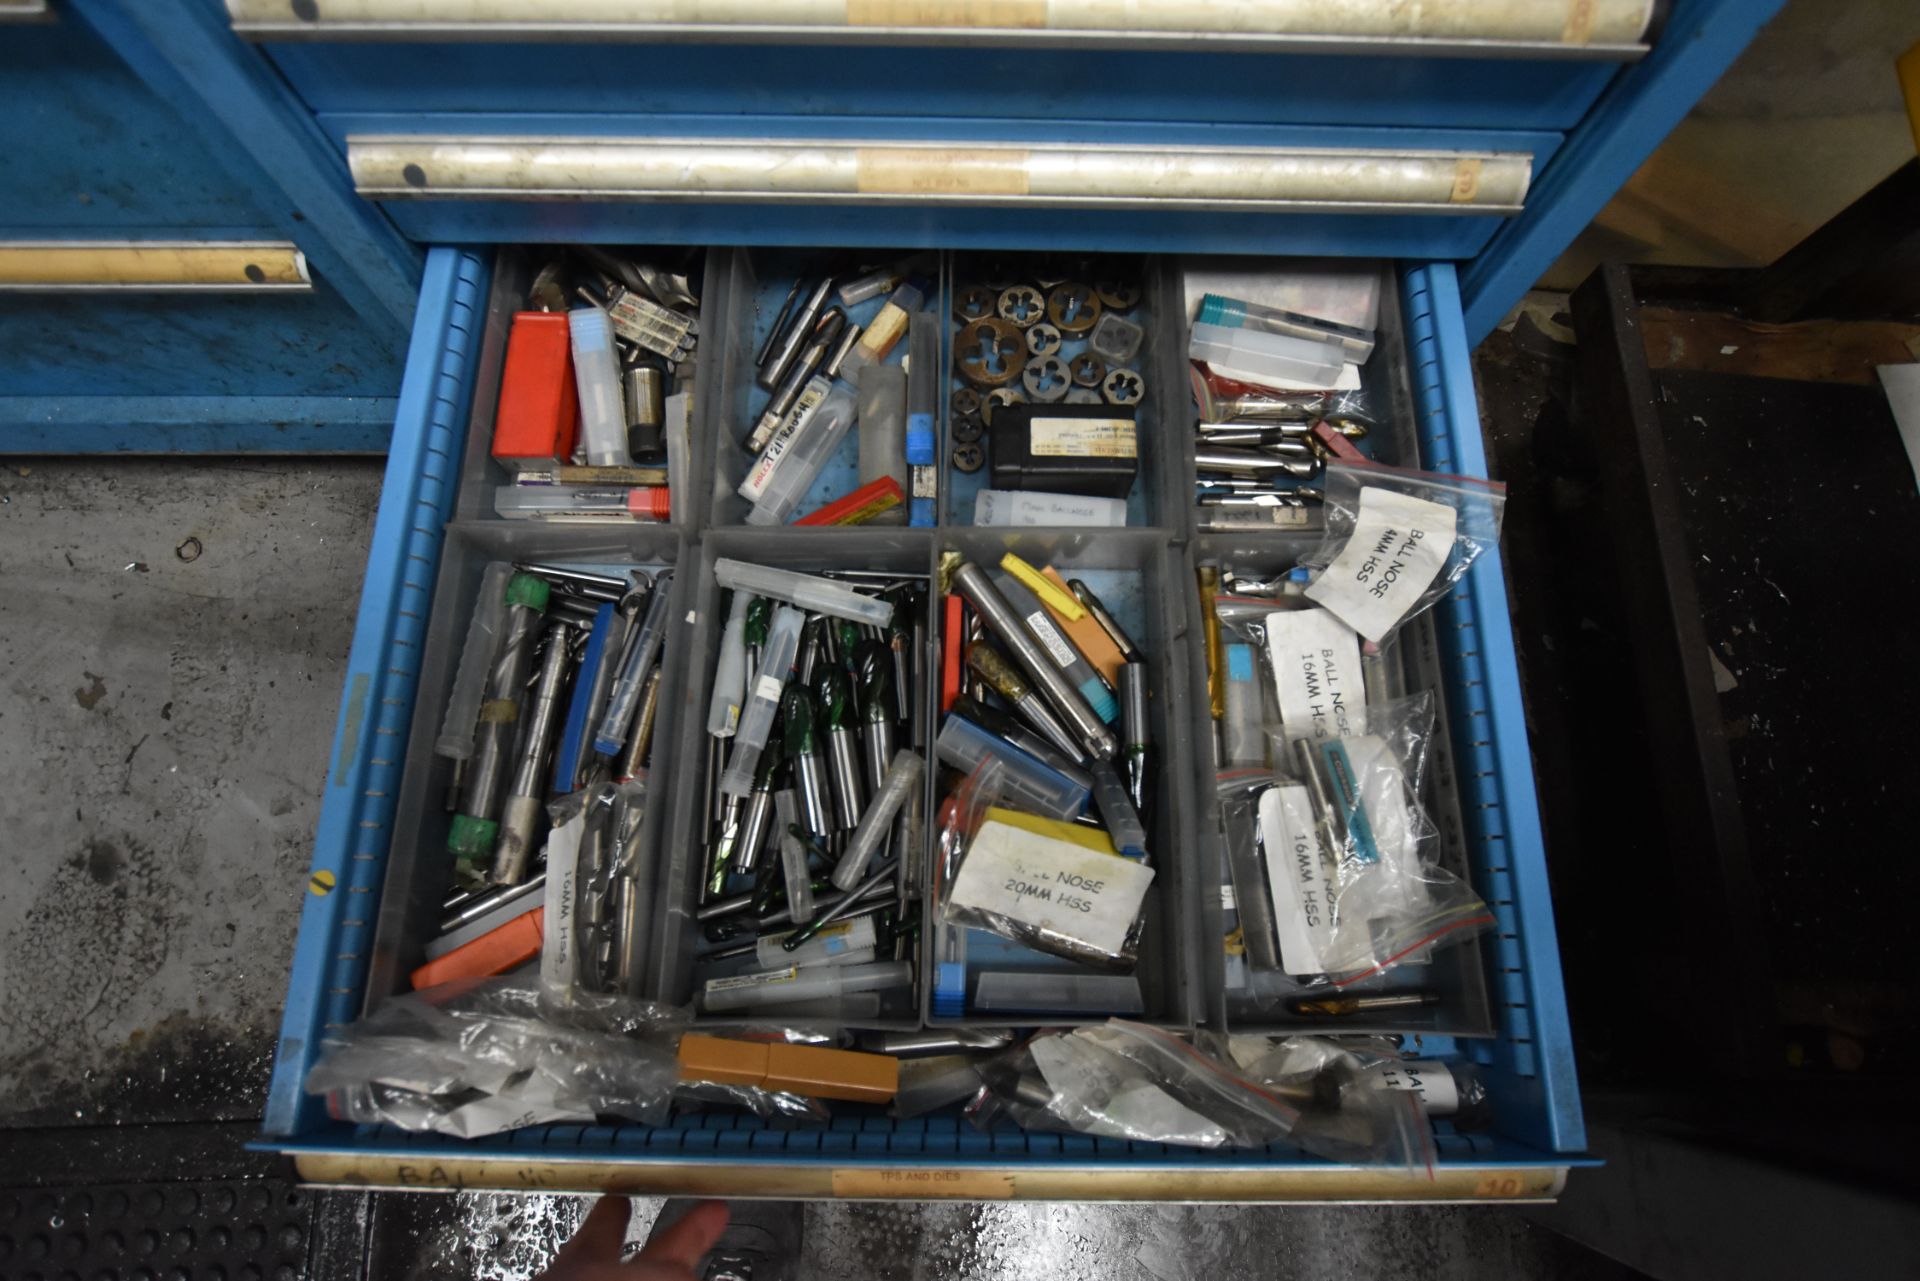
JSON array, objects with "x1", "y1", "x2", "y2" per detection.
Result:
[
  {"x1": 856, "y1": 147, "x2": 1030, "y2": 196},
  {"x1": 1305, "y1": 487, "x2": 1457, "y2": 643},
  {"x1": 946, "y1": 818, "x2": 1153, "y2": 957},
  {"x1": 1376, "y1": 1061, "x2": 1461, "y2": 1115},
  {"x1": 1259, "y1": 784, "x2": 1339, "y2": 977},
  {"x1": 1265, "y1": 606, "x2": 1365, "y2": 746},
  {"x1": 538, "y1": 813, "x2": 585, "y2": 994},
  {"x1": 1028, "y1": 416, "x2": 1137, "y2": 458}
]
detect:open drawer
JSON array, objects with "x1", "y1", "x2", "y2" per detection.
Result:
[{"x1": 264, "y1": 246, "x2": 1584, "y2": 1200}]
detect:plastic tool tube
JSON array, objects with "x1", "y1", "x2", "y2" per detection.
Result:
[
  {"x1": 436, "y1": 563, "x2": 512, "y2": 761},
  {"x1": 592, "y1": 569, "x2": 675, "y2": 755},
  {"x1": 905, "y1": 312, "x2": 938, "y2": 527},
  {"x1": 707, "y1": 591, "x2": 754, "y2": 738},
  {"x1": 713, "y1": 558, "x2": 893, "y2": 626},
  {"x1": 745, "y1": 381, "x2": 859, "y2": 526},
  {"x1": 568, "y1": 304, "x2": 633, "y2": 467},
  {"x1": 831, "y1": 750, "x2": 924, "y2": 891},
  {"x1": 717, "y1": 604, "x2": 806, "y2": 798},
  {"x1": 702, "y1": 960, "x2": 910, "y2": 1013},
  {"x1": 773, "y1": 790, "x2": 816, "y2": 928}
]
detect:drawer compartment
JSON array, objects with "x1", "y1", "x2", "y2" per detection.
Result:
[{"x1": 265, "y1": 247, "x2": 1584, "y2": 1195}]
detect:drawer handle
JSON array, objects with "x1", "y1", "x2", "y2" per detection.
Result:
[
  {"x1": 0, "y1": 241, "x2": 312, "y2": 292},
  {"x1": 228, "y1": 0, "x2": 1654, "y2": 56},
  {"x1": 348, "y1": 138, "x2": 1532, "y2": 214},
  {"x1": 0, "y1": 0, "x2": 48, "y2": 19}
]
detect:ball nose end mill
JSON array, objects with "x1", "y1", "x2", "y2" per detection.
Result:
[{"x1": 782, "y1": 685, "x2": 833, "y2": 840}]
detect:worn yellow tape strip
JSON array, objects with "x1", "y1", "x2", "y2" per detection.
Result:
[
  {"x1": 0, "y1": 243, "x2": 305, "y2": 287},
  {"x1": 1450, "y1": 159, "x2": 1484, "y2": 204},
  {"x1": 292, "y1": 1153, "x2": 1569, "y2": 1202},
  {"x1": 832, "y1": 1169, "x2": 1017, "y2": 1199},
  {"x1": 1562, "y1": 0, "x2": 1596, "y2": 45},
  {"x1": 1897, "y1": 41, "x2": 1920, "y2": 155},
  {"x1": 847, "y1": 0, "x2": 1046, "y2": 28},
  {"x1": 856, "y1": 148, "x2": 1030, "y2": 197}
]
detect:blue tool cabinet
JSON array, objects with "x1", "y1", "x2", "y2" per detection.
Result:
[{"x1": 6, "y1": 0, "x2": 1785, "y2": 1198}]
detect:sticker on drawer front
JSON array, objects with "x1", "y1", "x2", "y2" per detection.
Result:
[
  {"x1": 1265, "y1": 607, "x2": 1365, "y2": 745},
  {"x1": 946, "y1": 817, "x2": 1153, "y2": 957},
  {"x1": 847, "y1": 0, "x2": 1046, "y2": 28},
  {"x1": 1450, "y1": 158, "x2": 1483, "y2": 204},
  {"x1": 1029, "y1": 417, "x2": 1137, "y2": 459},
  {"x1": 855, "y1": 147, "x2": 1030, "y2": 196},
  {"x1": 1304, "y1": 487, "x2": 1456, "y2": 643},
  {"x1": 1259, "y1": 784, "x2": 1339, "y2": 977}
]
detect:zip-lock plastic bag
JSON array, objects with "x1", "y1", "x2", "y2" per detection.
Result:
[
  {"x1": 967, "y1": 1021, "x2": 1433, "y2": 1168},
  {"x1": 539, "y1": 777, "x2": 652, "y2": 1005},
  {"x1": 1286, "y1": 698, "x2": 1493, "y2": 986},
  {"x1": 1300, "y1": 461, "x2": 1506, "y2": 645},
  {"x1": 968, "y1": 1021, "x2": 1301, "y2": 1149},
  {"x1": 303, "y1": 978, "x2": 827, "y2": 1138},
  {"x1": 938, "y1": 757, "x2": 1155, "y2": 973},
  {"x1": 1223, "y1": 1034, "x2": 1437, "y2": 1176}
]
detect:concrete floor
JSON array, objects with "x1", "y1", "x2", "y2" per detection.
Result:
[{"x1": 0, "y1": 458, "x2": 1642, "y2": 1280}]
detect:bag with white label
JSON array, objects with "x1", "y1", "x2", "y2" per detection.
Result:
[
  {"x1": 1288, "y1": 699, "x2": 1494, "y2": 986},
  {"x1": 1223, "y1": 1034, "x2": 1437, "y2": 1175},
  {"x1": 966, "y1": 1020, "x2": 1302, "y2": 1149},
  {"x1": 1213, "y1": 594, "x2": 1383, "y2": 768},
  {"x1": 938, "y1": 756, "x2": 1155, "y2": 973},
  {"x1": 538, "y1": 777, "x2": 652, "y2": 1007},
  {"x1": 1300, "y1": 461, "x2": 1506, "y2": 645}
]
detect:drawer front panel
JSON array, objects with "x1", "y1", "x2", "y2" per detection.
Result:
[{"x1": 259, "y1": 40, "x2": 1625, "y2": 133}]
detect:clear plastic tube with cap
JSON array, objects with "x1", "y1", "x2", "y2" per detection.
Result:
[
  {"x1": 773, "y1": 790, "x2": 816, "y2": 927},
  {"x1": 493, "y1": 486, "x2": 670, "y2": 521},
  {"x1": 717, "y1": 605, "x2": 806, "y2": 799},
  {"x1": 707, "y1": 591, "x2": 754, "y2": 738},
  {"x1": 905, "y1": 313, "x2": 938, "y2": 527},
  {"x1": 830, "y1": 750, "x2": 925, "y2": 891},
  {"x1": 436, "y1": 562, "x2": 511, "y2": 761},
  {"x1": 713, "y1": 559, "x2": 893, "y2": 627},
  {"x1": 701, "y1": 959, "x2": 912, "y2": 1013},
  {"x1": 591, "y1": 570, "x2": 674, "y2": 755},
  {"x1": 567, "y1": 304, "x2": 633, "y2": 467},
  {"x1": 857, "y1": 364, "x2": 909, "y2": 527},
  {"x1": 745, "y1": 381, "x2": 859, "y2": 526}
]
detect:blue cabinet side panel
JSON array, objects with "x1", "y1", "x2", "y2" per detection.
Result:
[
  {"x1": 0, "y1": 396, "x2": 397, "y2": 453},
  {"x1": 264, "y1": 247, "x2": 488, "y2": 1137},
  {"x1": 0, "y1": 284, "x2": 406, "y2": 398},
  {"x1": 1403, "y1": 262, "x2": 1584, "y2": 1155},
  {"x1": 1458, "y1": 0, "x2": 1791, "y2": 341},
  {"x1": 0, "y1": 14, "x2": 279, "y2": 233},
  {"x1": 268, "y1": 41, "x2": 1620, "y2": 132}
]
